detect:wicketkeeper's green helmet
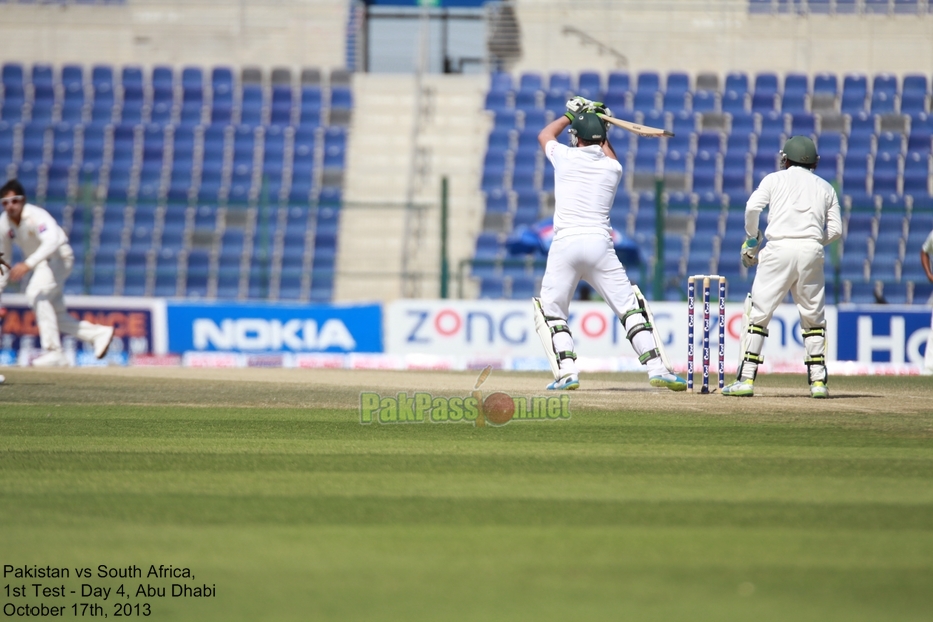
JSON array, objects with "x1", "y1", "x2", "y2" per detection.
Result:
[
  {"x1": 780, "y1": 135, "x2": 819, "y2": 168},
  {"x1": 569, "y1": 112, "x2": 606, "y2": 143}
]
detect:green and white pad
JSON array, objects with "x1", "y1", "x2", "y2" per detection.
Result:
[
  {"x1": 802, "y1": 326, "x2": 828, "y2": 384},
  {"x1": 737, "y1": 323, "x2": 768, "y2": 381},
  {"x1": 628, "y1": 285, "x2": 672, "y2": 372},
  {"x1": 532, "y1": 297, "x2": 576, "y2": 379}
]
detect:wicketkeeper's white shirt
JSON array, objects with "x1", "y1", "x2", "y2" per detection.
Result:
[
  {"x1": 745, "y1": 166, "x2": 843, "y2": 246},
  {"x1": 0, "y1": 203, "x2": 72, "y2": 292},
  {"x1": 544, "y1": 140, "x2": 622, "y2": 239}
]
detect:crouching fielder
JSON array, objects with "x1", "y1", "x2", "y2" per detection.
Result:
[
  {"x1": 0, "y1": 179, "x2": 115, "y2": 366},
  {"x1": 532, "y1": 99, "x2": 686, "y2": 392},
  {"x1": 723, "y1": 136, "x2": 842, "y2": 398}
]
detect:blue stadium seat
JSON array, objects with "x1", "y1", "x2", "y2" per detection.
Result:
[
  {"x1": 907, "y1": 120, "x2": 932, "y2": 157},
  {"x1": 45, "y1": 162, "x2": 72, "y2": 202},
  {"x1": 876, "y1": 131, "x2": 904, "y2": 156},
  {"x1": 845, "y1": 131, "x2": 873, "y2": 159},
  {"x1": 239, "y1": 84, "x2": 264, "y2": 126},
  {"x1": 841, "y1": 74, "x2": 868, "y2": 113},
  {"x1": 696, "y1": 131, "x2": 723, "y2": 155},
  {"x1": 0, "y1": 120, "x2": 14, "y2": 165},
  {"x1": 663, "y1": 71, "x2": 690, "y2": 111},
  {"x1": 691, "y1": 89, "x2": 718, "y2": 113},
  {"x1": 61, "y1": 64, "x2": 85, "y2": 123},
  {"x1": 872, "y1": 152, "x2": 901, "y2": 196},
  {"x1": 489, "y1": 72, "x2": 512, "y2": 94},
  {"x1": 751, "y1": 72, "x2": 779, "y2": 113},
  {"x1": 870, "y1": 73, "x2": 898, "y2": 114},
  {"x1": 330, "y1": 85, "x2": 353, "y2": 111},
  {"x1": 51, "y1": 123, "x2": 76, "y2": 166},
  {"x1": 902, "y1": 152, "x2": 930, "y2": 197},
  {"x1": 842, "y1": 153, "x2": 871, "y2": 199},
  {"x1": 691, "y1": 150, "x2": 718, "y2": 194},
  {"x1": 21, "y1": 122, "x2": 48, "y2": 164},
  {"x1": 790, "y1": 112, "x2": 816, "y2": 135},
  {"x1": 90, "y1": 65, "x2": 115, "y2": 124},
  {"x1": 900, "y1": 74, "x2": 928, "y2": 115},
  {"x1": 479, "y1": 276, "x2": 505, "y2": 299},
  {"x1": 727, "y1": 111, "x2": 754, "y2": 137},
  {"x1": 577, "y1": 71, "x2": 603, "y2": 101},
  {"x1": 758, "y1": 110, "x2": 786, "y2": 141}
]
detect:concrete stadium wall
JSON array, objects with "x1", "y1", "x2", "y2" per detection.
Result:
[
  {"x1": 0, "y1": 0, "x2": 347, "y2": 72},
  {"x1": 514, "y1": 0, "x2": 933, "y2": 78}
]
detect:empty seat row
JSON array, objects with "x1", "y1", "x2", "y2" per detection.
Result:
[
  {"x1": 1, "y1": 63, "x2": 352, "y2": 127},
  {"x1": 486, "y1": 70, "x2": 932, "y2": 116}
]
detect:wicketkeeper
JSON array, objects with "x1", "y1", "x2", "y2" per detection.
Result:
[
  {"x1": 723, "y1": 136, "x2": 842, "y2": 398},
  {"x1": 532, "y1": 96, "x2": 686, "y2": 392}
]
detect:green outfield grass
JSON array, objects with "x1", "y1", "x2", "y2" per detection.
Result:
[{"x1": 1, "y1": 371, "x2": 932, "y2": 621}]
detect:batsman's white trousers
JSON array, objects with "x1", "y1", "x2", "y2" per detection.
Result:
[
  {"x1": 749, "y1": 239, "x2": 826, "y2": 330},
  {"x1": 539, "y1": 232, "x2": 638, "y2": 325},
  {"x1": 25, "y1": 245, "x2": 107, "y2": 352}
]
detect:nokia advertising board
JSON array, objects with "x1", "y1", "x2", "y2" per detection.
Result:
[{"x1": 166, "y1": 301, "x2": 383, "y2": 355}]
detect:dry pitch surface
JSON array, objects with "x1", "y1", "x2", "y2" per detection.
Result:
[{"x1": 1, "y1": 366, "x2": 931, "y2": 418}]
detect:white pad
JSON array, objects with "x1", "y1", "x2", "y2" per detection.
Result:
[
  {"x1": 738, "y1": 328, "x2": 766, "y2": 381},
  {"x1": 631, "y1": 285, "x2": 672, "y2": 372},
  {"x1": 737, "y1": 293, "x2": 753, "y2": 372},
  {"x1": 803, "y1": 327, "x2": 827, "y2": 383},
  {"x1": 533, "y1": 297, "x2": 562, "y2": 379}
]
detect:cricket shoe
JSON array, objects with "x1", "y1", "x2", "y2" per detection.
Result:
[
  {"x1": 31, "y1": 350, "x2": 69, "y2": 367},
  {"x1": 547, "y1": 373, "x2": 579, "y2": 391},
  {"x1": 723, "y1": 379, "x2": 755, "y2": 397},
  {"x1": 649, "y1": 373, "x2": 687, "y2": 391},
  {"x1": 810, "y1": 381, "x2": 828, "y2": 399},
  {"x1": 94, "y1": 325, "x2": 116, "y2": 359}
]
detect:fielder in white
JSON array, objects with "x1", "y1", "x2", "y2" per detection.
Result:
[
  {"x1": 0, "y1": 179, "x2": 115, "y2": 366},
  {"x1": 920, "y1": 229, "x2": 933, "y2": 375},
  {"x1": 532, "y1": 98, "x2": 686, "y2": 391},
  {"x1": 724, "y1": 136, "x2": 842, "y2": 398}
]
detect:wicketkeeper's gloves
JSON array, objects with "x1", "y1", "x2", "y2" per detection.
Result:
[{"x1": 741, "y1": 233, "x2": 762, "y2": 268}]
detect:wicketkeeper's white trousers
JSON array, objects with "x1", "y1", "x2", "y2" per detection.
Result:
[
  {"x1": 25, "y1": 245, "x2": 109, "y2": 352},
  {"x1": 748, "y1": 239, "x2": 827, "y2": 329}
]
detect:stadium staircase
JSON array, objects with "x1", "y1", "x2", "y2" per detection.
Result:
[{"x1": 335, "y1": 73, "x2": 488, "y2": 302}]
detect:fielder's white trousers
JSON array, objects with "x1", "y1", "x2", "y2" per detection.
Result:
[
  {"x1": 749, "y1": 239, "x2": 826, "y2": 330},
  {"x1": 539, "y1": 232, "x2": 665, "y2": 377},
  {"x1": 25, "y1": 245, "x2": 107, "y2": 352}
]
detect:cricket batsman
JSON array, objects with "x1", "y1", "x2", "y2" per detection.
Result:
[{"x1": 532, "y1": 96, "x2": 686, "y2": 392}]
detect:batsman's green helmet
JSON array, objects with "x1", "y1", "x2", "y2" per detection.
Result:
[
  {"x1": 781, "y1": 135, "x2": 819, "y2": 168},
  {"x1": 569, "y1": 112, "x2": 606, "y2": 143}
]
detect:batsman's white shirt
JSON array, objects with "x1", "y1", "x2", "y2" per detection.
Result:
[
  {"x1": 539, "y1": 139, "x2": 635, "y2": 319},
  {"x1": 744, "y1": 167, "x2": 842, "y2": 329},
  {"x1": 545, "y1": 140, "x2": 621, "y2": 238}
]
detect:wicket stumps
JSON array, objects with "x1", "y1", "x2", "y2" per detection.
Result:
[{"x1": 687, "y1": 275, "x2": 727, "y2": 393}]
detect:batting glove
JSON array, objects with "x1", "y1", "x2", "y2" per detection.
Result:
[
  {"x1": 590, "y1": 104, "x2": 612, "y2": 118},
  {"x1": 564, "y1": 95, "x2": 594, "y2": 120},
  {"x1": 740, "y1": 233, "x2": 761, "y2": 268}
]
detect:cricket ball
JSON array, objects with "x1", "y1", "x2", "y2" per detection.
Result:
[{"x1": 483, "y1": 392, "x2": 514, "y2": 426}]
